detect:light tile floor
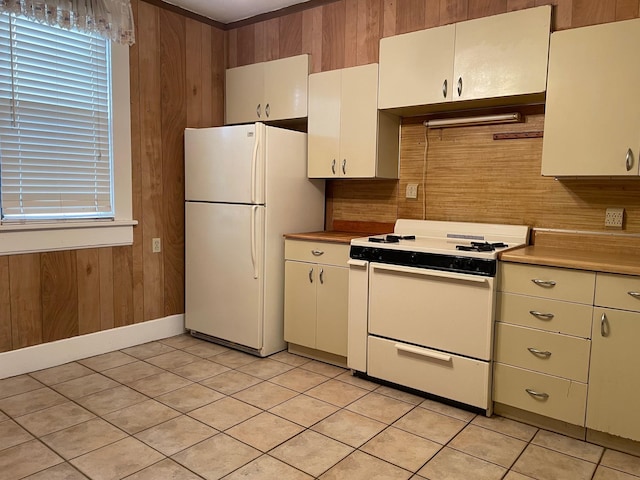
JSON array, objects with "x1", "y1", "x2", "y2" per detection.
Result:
[{"x1": 2, "y1": 334, "x2": 640, "y2": 480}]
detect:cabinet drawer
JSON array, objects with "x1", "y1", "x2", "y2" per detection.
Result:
[
  {"x1": 499, "y1": 263, "x2": 595, "y2": 304},
  {"x1": 284, "y1": 240, "x2": 349, "y2": 267},
  {"x1": 496, "y1": 292, "x2": 593, "y2": 338},
  {"x1": 493, "y1": 363, "x2": 587, "y2": 426},
  {"x1": 595, "y1": 273, "x2": 640, "y2": 312},
  {"x1": 368, "y1": 336, "x2": 490, "y2": 409},
  {"x1": 495, "y1": 323, "x2": 590, "y2": 382}
]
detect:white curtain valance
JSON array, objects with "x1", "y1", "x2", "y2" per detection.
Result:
[{"x1": 0, "y1": 0, "x2": 135, "y2": 45}]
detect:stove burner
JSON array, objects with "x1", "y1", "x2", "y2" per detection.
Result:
[{"x1": 456, "y1": 241, "x2": 508, "y2": 252}]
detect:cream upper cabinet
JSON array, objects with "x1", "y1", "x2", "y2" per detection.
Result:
[
  {"x1": 378, "y1": 25, "x2": 455, "y2": 109},
  {"x1": 378, "y1": 6, "x2": 550, "y2": 111},
  {"x1": 541, "y1": 19, "x2": 640, "y2": 176},
  {"x1": 225, "y1": 54, "x2": 309, "y2": 125},
  {"x1": 307, "y1": 63, "x2": 399, "y2": 179},
  {"x1": 453, "y1": 6, "x2": 550, "y2": 102}
]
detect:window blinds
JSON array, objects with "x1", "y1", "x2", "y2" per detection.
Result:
[{"x1": 0, "y1": 13, "x2": 113, "y2": 222}]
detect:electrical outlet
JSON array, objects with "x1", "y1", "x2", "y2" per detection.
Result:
[
  {"x1": 152, "y1": 237, "x2": 162, "y2": 253},
  {"x1": 605, "y1": 208, "x2": 624, "y2": 228},
  {"x1": 406, "y1": 183, "x2": 419, "y2": 199}
]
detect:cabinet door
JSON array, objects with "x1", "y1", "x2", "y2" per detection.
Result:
[
  {"x1": 284, "y1": 261, "x2": 317, "y2": 349},
  {"x1": 339, "y1": 64, "x2": 379, "y2": 178},
  {"x1": 316, "y1": 265, "x2": 349, "y2": 357},
  {"x1": 307, "y1": 69, "x2": 341, "y2": 178},
  {"x1": 453, "y1": 6, "x2": 550, "y2": 102},
  {"x1": 225, "y1": 63, "x2": 264, "y2": 125},
  {"x1": 587, "y1": 308, "x2": 640, "y2": 442},
  {"x1": 263, "y1": 55, "x2": 309, "y2": 121},
  {"x1": 378, "y1": 25, "x2": 455, "y2": 109},
  {"x1": 542, "y1": 19, "x2": 640, "y2": 176}
]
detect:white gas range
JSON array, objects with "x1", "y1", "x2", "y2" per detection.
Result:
[{"x1": 347, "y1": 219, "x2": 529, "y2": 414}]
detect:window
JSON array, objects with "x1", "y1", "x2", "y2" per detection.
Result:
[{"x1": 0, "y1": 12, "x2": 133, "y2": 254}]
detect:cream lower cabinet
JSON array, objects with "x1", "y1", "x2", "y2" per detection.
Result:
[
  {"x1": 587, "y1": 274, "x2": 640, "y2": 442},
  {"x1": 542, "y1": 18, "x2": 640, "y2": 176},
  {"x1": 307, "y1": 63, "x2": 399, "y2": 179},
  {"x1": 378, "y1": 5, "x2": 550, "y2": 111},
  {"x1": 494, "y1": 263, "x2": 595, "y2": 426},
  {"x1": 284, "y1": 240, "x2": 349, "y2": 358},
  {"x1": 225, "y1": 54, "x2": 309, "y2": 125}
]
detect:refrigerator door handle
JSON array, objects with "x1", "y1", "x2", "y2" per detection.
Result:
[
  {"x1": 251, "y1": 125, "x2": 260, "y2": 204},
  {"x1": 250, "y1": 205, "x2": 259, "y2": 279}
]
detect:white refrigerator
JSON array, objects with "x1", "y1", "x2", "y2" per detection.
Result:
[{"x1": 184, "y1": 122, "x2": 325, "y2": 356}]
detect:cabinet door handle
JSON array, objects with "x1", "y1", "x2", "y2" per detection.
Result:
[
  {"x1": 311, "y1": 249, "x2": 324, "y2": 256},
  {"x1": 457, "y1": 77, "x2": 462, "y2": 97},
  {"x1": 331, "y1": 159, "x2": 336, "y2": 174},
  {"x1": 308, "y1": 268, "x2": 314, "y2": 283},
  {"x1": 626, "y1": 148, "x2": 634, "y2": 172},
  {"x1": 527, "y1": 347, "x2": 552, "y2": 358},
  {"x1": 532, "y1": 279, "x2": 556, "y2": 288},
  {"x1": 628, "y1": 291, "x2": 640, "y2": 299},
  {"x1": 342, "y1": 159, "x2": 347, "y2": 175},
  {"x1": 600, "y1": 312, "x2": 610, "y2": 337},
  {"x1": 525, "y1": 388, "x2": 549, "y2": 400},
  {"x1": 265, "y1": 103, "x2": 270, "y2": 118},
  {"x1": 319, "y1": 268, "x2": 324, "y2": 284},
  {"x1": 442, "y1": 79, "x2": 447, "y2": 98},
  {"x1": 529, "y1": 310, "x2": 554, "y2": 320},
  {"x1": 256, "y1": 104, "x2": 261, "y2": 118}
]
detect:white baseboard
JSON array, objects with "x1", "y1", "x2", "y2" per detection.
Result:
[{"x1": 0, "y1": 314, "x2": 185, "y2": 379}]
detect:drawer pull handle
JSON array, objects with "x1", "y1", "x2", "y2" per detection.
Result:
[
  {"x1": 311, "y1": 250, "x2": 324, "y2": 256},
  {"x1": 628, "y1": 291, "x2": 640, "y2": 299},
  {"x1": 525, "y1": 388, "x2": 549, "y2": 400},
  {"x1": 529, "y1": 310, "x2": 554, "y2": 320},
  {"x1": 527, "y1": 347, "x2": 552, "y2": 358},
  {"x1": 395, "y1": 343, "x2": 451, "y2": 362},
  {"x1": 532, "y1": 279, "x2": 556, "y2": 288},
  {"x1": 601, "y1": 312, "x2": 610, "y2": 337}
]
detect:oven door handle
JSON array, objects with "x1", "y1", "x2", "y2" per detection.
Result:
[
  {"x1": 395, "y1": 343, "x2": 452, "y2": 362},
  {"x1": 372, "y1": 263, "x2": 489, "y2": 284}
]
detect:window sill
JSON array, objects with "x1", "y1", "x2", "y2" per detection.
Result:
[{"x1": 0, "y1": 219, "x2": 138, "y2": 255}]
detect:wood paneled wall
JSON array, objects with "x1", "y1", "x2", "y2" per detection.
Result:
[
  {"x1": 0, "y1": 0, "x2": 225, "y2": 353},
  {"x1": 227, "y1": 0, "x2": 640, "y2": 71},
  {"x1": 227, "y1": 0, "x2": 640, "y2": 235}
]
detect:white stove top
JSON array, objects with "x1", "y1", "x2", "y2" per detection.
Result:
[{"x1": 350, "y1": 220, "x2": 530, "y2": 260}]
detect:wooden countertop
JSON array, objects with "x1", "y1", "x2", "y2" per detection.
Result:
[
  {"x1": 283, "y1": 231, "x2": 369, "y2": 244},
  {"x1": 500, "y1": 245, "x2": 640, "y2": 276}
]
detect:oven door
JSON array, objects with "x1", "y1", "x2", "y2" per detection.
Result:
[{"x1": 367, "y1": 262, "x2": 496, "y2": 360}]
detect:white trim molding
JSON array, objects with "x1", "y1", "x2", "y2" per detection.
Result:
[{"x1": 0, "y1": 314, "x2": 185, "y2": 379}]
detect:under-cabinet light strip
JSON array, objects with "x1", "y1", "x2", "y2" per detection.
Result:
[{"x1": 424, "y1": 112, "x2": 522, "y2": 128}]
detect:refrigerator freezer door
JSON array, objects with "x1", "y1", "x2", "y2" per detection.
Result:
[
  {"x1": 185, "y1": 201, "x2": 264, "y2": 350},
  {"x1": 185, "y1": 123, "x2": 265, "y2": 204}
]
